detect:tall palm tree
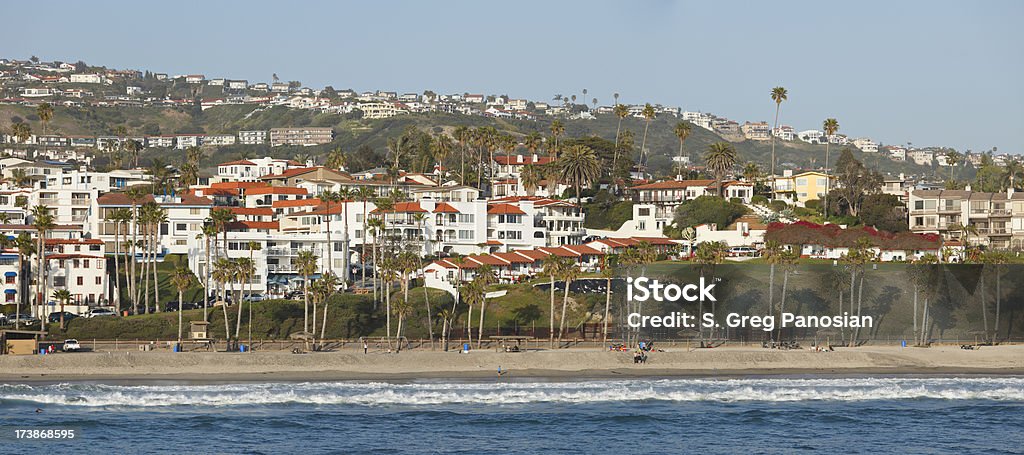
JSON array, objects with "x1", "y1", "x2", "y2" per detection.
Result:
[
  {"x1": 234, "y1": 257, "x2": 254, "y2": 339},
  {"x1": 52, "y1": 289, "x2": 71, "y2": 330},
  {"x1": 549, "y1": 120, "x2": 565, "y2": 159},
  {"x1": 775, "y1": 250, "x2": 800, "y2": 342},
  {"x1": 542, "y1": 255, "x2": 563, "y2": 346},
  {"x1": 945, "y1": 150, "x2": 963, "y2": 183},
  {"x1": 704, "y1": 142, "x2": 738, "y2": 197},
  {"x1": 200, "y1": 224, "x2": 218, "y2": 319},
  {"x1": 317, "y1": 272, "x2": 340, "y2": 342},
  {"x1": 520, "y1": 164, "x2": 542, "y2": 197},
  {"x1": 36, "y1": 103, "x2": 54, "y2": 136},
  {"x1": 124, "y1": 186, "x2": 146, "y2": 312},
  {"x1": 763, "y1": 240, "x2": 784, "y2": 314},
  {"x1": 639, "y1": 103, "x2": 656, "y2": 166},
  {"x1": 379, "y1": 256, "x2": 398, "y2": 349},
  {"x1": 320, "y1": 189, "x2": 341, "y2": 275},
  {"x1": 209, "y1": 207, "x2": 236, "y2": 259},
  {"x1": 673, "y1": 121, "x2": 692, "y2": 176},
  {"x1": 600, "y1": 254, "x2": 618, "y2": 344},
  {"x1": 558, "y1": 144, "x2": 601, "y2": 204},
  {"x1": 296, "y1": 249, "x2": 319, "y2": 337},
  {"x1": 171, "y1": 266, "x2": 194, "y2": 345},
  {"x1": 1002, "y1": 158, "x2": 1023, "y2": 191},
  {"x1": 822, "y1": 118, "x2": 839, "y2": 214},
  {"x1": 108, "y1": 208, "x2": 132, "y2": 311},
  {"x1": 557, "y1": 258, "x2": 581, "y2": 343},
  {"x1": 367, "y1": 217, "x2": 385, "y2": 306},
  {"x1": 432, "y1": 134, "x2": 453, "y2": 186},
  {"x1": 612, "y1": 103, "x2": 630, "y2": 181},
  {"x1": 770, "y1": 86, "x2": 788, "y2": 182},
  {"x1": 693, "y1": 241, "x2": 725, "y2": 340},
  {"x1": 31, "y1": 205, "x2": 54, "y2": 331},
  {"x1": 14, "y1": 233, "x2": 35, "y2": 329},
  {"x1": 211, "y1": 257, "x2": 234, "y2": 343},
  {"x1": 473, "y1": 264, "x2": 496, "y2": 348},
  {"x1": 356, "y1": 187, "x2": 375, "y2": 294},
  {"x1": 453, "y1": 125, "x2": 470, "y2": 185}
]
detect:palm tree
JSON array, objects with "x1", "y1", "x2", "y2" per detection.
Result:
[
  {"x1": 704, "y1": 142, "x2": 738, "y2": 197},
  {"x1": 379, "y1": 256, "x2": 398, "y2": 349},
  {"x1": 325, "y1": 147, "x2": 347, "y2": 171},
  {"x1": 558, "y1": 144, "x2": 601, "y2": 204},
  {"x1": 612, "y1": 103, "x2": 630, "y2": 181},
  {"x1": 453, "y1": 125, "x2": 470, "y2": 185},
  {"x1": 11, "y1": 121, "x2": 31, "y2": 144},
  {"x1": 356, "y1": 186, "x2": 375, "y2": 293},
  {"x1": 211, "y1": 257, "x2": 234, "y2": 343},
  {"x1": 52, "y1": 289, "x2": 71, "y2": 330},
  {"x1": 557, "y1": 258, "x2": 581, "y2": 343},
  {"x1": 14, "y1": 233, "x2": 34, "y2": 329},
  {"x1": 125, "y1": 139, "x2": 143, "y2": 168},
  {"x1": 124, "y1": 186, "x2": 146, "y2": 312},
  {"x1": 542, "y1": 255, "x2": 562, "y2": 346},
  {"x1": 320, "y1": 189, "x2": 341, "y2": 275},
  {"x1": 367, "y1": 217, "x2": 385, "y2": 305},
  {"x1": 600, "y1": 254, "x2": 618, "y2": 344},
  {"x1": 36, "y1": 103, "x2": 54, "y2": 136},
  {"x1": 694, "y1": 241, "x2": 725, "y2": 340},
  {"x1": 200, "y1": 224, "x2": 218, "y2": 320},
  {"x1": 673, "y1": 121, "x2": 692, "y2": 176},
  {"x1": 775, "y1": 250, "x2": 800, "y2": 342},
  {"x1": 763, "y1": 240, "x2": 784, "y2": 314},
  {"x1": 473, "y1": 264, "x2": 496, "y2": 348},
  {"x1": 296, "y1": 249, "x2": 319, "y2": 337},
  {"x1": 1002, "y1": 158, "x2": 1023, "y2": 190},
  {"x1": 549, "y1": 120, "x2": 565, "y2": 158},
  {"x1": 432, "y1": 134, "x2": 454, "y2": 186},
  {"x1": 171, "y1": 266, "x2": 194, "y2": 345},
  {"x1": 108, "y1": 208, "x2": 132, "y2": 311},
  {"x1": 770, "y1": 86, "x2": 788, "y2": 181},
  {"x1": 639, "y1": 103, "x2": 656, "y2": 165},
  {"x1": 520, "y1": 164, "x2": 542, "y2": 197},
  {"x1": 822, "y1": 118, "x2": 839, "y2": 214},
  {"x1": 945, "y1": 150, "x2": 963, "y2": 183},
  {"x1": 233, "y1": 257, "x2": 254, "y2": 339},
  {"x1": 31, "y1": 205, "x2": 54, "y2": 331},
  {"x1": 209, "y1": 207, "x2": 236, "y2": 259},
  {"x1": 318, "y1": 273, "x2": 340, "y2": 341}
]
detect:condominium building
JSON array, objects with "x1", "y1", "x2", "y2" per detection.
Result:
[
  {"x1": 269, "y1": 127, "x2": 333, "y2": 147},
  {"x1": 908, "y1": 188, "x2": 1024, "y2": 249}
]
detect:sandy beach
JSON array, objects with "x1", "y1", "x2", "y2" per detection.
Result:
[{"x1": 1, "y1": 344, "x2": 1021, "y2": 382}]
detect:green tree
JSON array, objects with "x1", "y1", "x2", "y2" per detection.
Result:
[
  {"x1": 673, "y1": 196, "x2": 746, "y2": 229},
  {"x1": 558, "y1": 144, "x2": 601, "y2": 204},
  {"x1": 36, "y1": 103, "x2": 54, "y2": 136},
  {"x1": 296, "y1": 249, "x2": 319, "y2": 339},
  {"x1": 171, "y1": 266, "x2": 195, "y2": 345},
  {"x1": 704, "y1": 142, "x2": 738, "y2": 197},
  {"x1": 639, "y1": 103, "x2": 656, "y2": 165},
  {"x1": 822, "y1": 118, "x2": 839, "y2": 213},
  {"x1": 673, "y1": 121, "x2": 692, "y2": 175},
  {"x1": 52, "y1": 288, "x2": 71, "y2": 330},
  {"x1": 769, "y1": 86, "x2": 788, "y2": 180},
  {"x1": 31, "y1": 205, "x2": 55, "y2": 331}
]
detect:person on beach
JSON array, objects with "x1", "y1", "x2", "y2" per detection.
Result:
[{"x1": 364, "y1": 341, "x2": 368, "y2": 354}]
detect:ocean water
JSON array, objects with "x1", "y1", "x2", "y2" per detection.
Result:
[{"x1": 1, "y1": 377, "x2": 1022, "y2": 454}]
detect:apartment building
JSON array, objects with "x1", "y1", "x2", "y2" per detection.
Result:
[
  {"x1": 43, "y1": 238, "x2": 109, "y2": 313},
  {"x1": 741, "y1": 121, "x2": 771, "y2": 141},
  {"x1": 908, "y1": 188, "x2": 1023, "y2": 249},
  {"x1": 269, "y1": 127, "x2": 333, "y2": 146},
  {"x1": 238, "y1": 130, "x2": 267, "y2": 145},
  {"x1": 772, "y1": 171, "x2": 834, "y2": 206}
]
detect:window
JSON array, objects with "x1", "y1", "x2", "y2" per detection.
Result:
[
  {"x1": 83, "y1": 260, "x2": 90, "y2": 268},
  {"x1": 190, "y1": 208, "x2": 201, "y2": 215},
  {"x1": 458, "y1": 214, "x2": 474, "y2": 223},
  {"x1": 355, "y1": 229, "x2": 363, "y2": 239},
  {"x1": 77, "y1": 277, "x2": 84, "y2": 286},
  {"x1": 816, "y1": 178, "x2": 827, "y2": 186},
  {"x1": 458, "y1": 230, "x2": 473, "y2": 240},
  {"x1": 96, "y1": 260, "x2": 104, "y2": 269},
  {"x1": 5, "y1": 275, "x2": 14, "y2": 284},
  {"x1": 95, "y1": 277, "x2": 102, "y2": 285},
  {"x1": 796, "y1": 178, "x2": 807, "y2": 186},
  {"x1": 177, "y1": 223, "x2": 187, "y2": 231}
]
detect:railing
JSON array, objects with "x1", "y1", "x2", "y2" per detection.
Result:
[
  {"x1": 71, "y1": 215, "x2": 88, "y2": 222},
  {"x1": 38, "y1": 198, "x2": 60, "y2": 205},
  {"x1": 70, "y1": 198, "x2": 91, "y2": 206}
]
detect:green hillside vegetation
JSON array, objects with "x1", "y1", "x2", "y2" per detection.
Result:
[{"x1": 1, "y1": 103, "x2": 944, "y2": 179}]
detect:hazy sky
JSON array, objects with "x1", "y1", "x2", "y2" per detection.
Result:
[{"x1": 2, "y1": 0, "x2": 1021, "y2": 152}]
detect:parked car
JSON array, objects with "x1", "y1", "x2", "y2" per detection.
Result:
[
  {"x1": 164, "y1": 301, "x2": 201, "y2": 312},
  {"x1": 86, "y1": 308, "x2": 118, "y2": 318},
  {"x1": 241, "y1": 294, "x2": 265, "y2": 302},
  {"x1": 48, "y1": 312, "x2": 79, "y2": 324},
  {"x1": 728, "y1": 246, "x2": 760, "y2": 257},
  {"x1": 8, "y1": 313, "x2": 39, "y2": 325},
  {"x1": 62, "y1": 339, "x2": 82, "y2": 352}
]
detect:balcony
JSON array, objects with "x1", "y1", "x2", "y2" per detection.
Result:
[
  {"x1": 70, "y1": 199, "x2": 91, "y2": 206},
  {"x1": 267, "y1": 264, "x2": 297, "y2": 273},
  {"x1": 990, "y1": 209, "x2": 1011, "y2": 217},
  {"x1": 71, "y1": 215, "x2": 88, "y2": 223},
  {"x1": 38, "y1": 198, "x2": 60, "y2": 205}
]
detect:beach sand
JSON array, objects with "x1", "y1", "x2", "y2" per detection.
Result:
[{"x1": 1, "y1": 345, "x2": 1021, "y2": 382}]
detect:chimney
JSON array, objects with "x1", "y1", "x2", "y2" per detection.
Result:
[
  {"x1": 516, "y1": 155, "x2": 523, "y2": 164},
  {"x1": 532, "y1": 154, "x2": 538, "y2": 162},
  {"x1": 965, "y1": 184, "x2": 972, "y2": 192},
  {"x1": 1009, "y1": 188, "x2": 1015, "y2": 199}
]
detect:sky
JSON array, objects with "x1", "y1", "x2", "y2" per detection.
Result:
[{"x1": 2, "y1": 0, "x2": 1021, "y2": 152}]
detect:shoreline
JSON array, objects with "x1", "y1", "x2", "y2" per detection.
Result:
[{"x1": 2, "y1": 345, "x2": 1022, "y2": 384}]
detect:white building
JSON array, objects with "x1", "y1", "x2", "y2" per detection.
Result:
[{"x1": 852, "y1": 137, "x2": 878, "y2": 153}]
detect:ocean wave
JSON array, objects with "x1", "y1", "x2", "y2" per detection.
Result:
[{"x1": 1, "y1": 378, "x2": 1022, "y2": 407}]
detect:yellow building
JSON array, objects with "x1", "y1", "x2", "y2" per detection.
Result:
[{"x1": 772, "y1": 171, "x2": 835, "y2": 205}]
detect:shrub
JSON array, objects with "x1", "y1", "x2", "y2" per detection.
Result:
[
  {"x1": 751, "y1": 195, "x2": 768, "y2": 206},
  {"x1": 769, "y1": 200, "x2": 789, "y2": 212}
]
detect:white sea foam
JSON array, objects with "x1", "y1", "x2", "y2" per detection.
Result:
[{"x1": 1, "y1": 378, "x2": 1022, "y2": 407}]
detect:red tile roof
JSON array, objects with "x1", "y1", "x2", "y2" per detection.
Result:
[
  {"x1": 432, "y1": 202, "x2": 460, "y2": 213},
  {"x1": 272, "y1": 198, "x2": 321, "y2": 208},
  {"x1": 229, "y1": 207, "x2": 274, "y2": 216},
  {"x1": 260, "y1": 166, "x2": 319, "y2": 179},
  {"x1": 245, "y1": 186, "x2": 309, "y2": 196},
  {"x1": 372, "y1": 201, "x2": 426, "y2": 214},
  {"x1": 210, "y1": 181, "x2": 270, "y2": 190},
  {"x1": 219, "y1": 160, "x2": 256, "y2": 166},
  {"x1": 225, "y1": 221, "x2": 279, "y2": 231},
  {"x1": 97, "y1": 193, "x2": 213, "y2": 206},
  {"x1": 487, "y1": 203, "x2": 526, "y2": 215},
  {"x1": 493, "y1": 155, "x2": 553, "y2": 166},
  {"x1": 630, "y1": 179, "x2": 715, "y2": 190}
]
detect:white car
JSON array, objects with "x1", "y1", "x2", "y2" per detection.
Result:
[
  {"x1": 728, "y1": 246, "x2": 760, "y2": 257},
  {"x1": 62, "y1": 339, "x2": 82, "y2": 352},
  {"x1": 86, "y1": 308, "x2": 118, "y2": 318}
]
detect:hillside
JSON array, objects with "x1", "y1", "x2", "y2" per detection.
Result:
[{"x1": 1, "y1": 103, "x2": 938, "y2": 178}]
